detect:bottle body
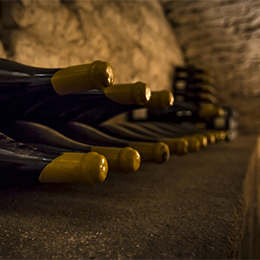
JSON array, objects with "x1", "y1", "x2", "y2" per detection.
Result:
[{"x1": 0, "y1": 132, "x2": 108, "y2": 186}]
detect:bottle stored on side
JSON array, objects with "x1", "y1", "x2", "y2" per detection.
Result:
[
  {"x1": 0, "y1": 132, "x2": 108, "y2": 186},
  {"x1": 0, "y1": 58, "x2": 114, "y2": 94},
  {"x1": 0, "y1": 121, "x2": 141, "y2": 173},
  {"x1": 51, "y1": 121, "x2": 170, "y2": 164},
  {"x1": 99, "y1": 122, "x2": 189, "y2": 155}
]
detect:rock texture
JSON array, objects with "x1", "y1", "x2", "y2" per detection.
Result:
[
  {"x1": 162, "y1": 0, "x2": 260, "y2": 133},
  {"x1": 0, "y1": 0, "x2": 184, "y2": 91},
  {"x1": 0, "y1": 0, "x2": 259, "y2": 133}
]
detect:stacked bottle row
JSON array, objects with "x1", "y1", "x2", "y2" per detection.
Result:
[
  {"x1": 130, "y1": 65, "x2": 239, "y2": 142},
  {"x1": 173, "y1": 65, "x2": 218, "y2": 105},
  {"x1": 172, "y1": 65, "x2": 239, "y2": 141},
  {"x1": 0, "y1": 58, "x2": 172, "y2": 186},
  {"x1": 0, "y1": 58, "x2": 237, "y2": 187}
]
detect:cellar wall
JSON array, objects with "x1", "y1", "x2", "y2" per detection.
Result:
[
  {"x1": 0, "y1": 1, "x2": 259, "y2": 133},
  {"x1": 162, "y1": 0, "x2": 260, "y2": 133},
  {"x1": 0, "y1": 0, "x2": 184, "y2": 92}
]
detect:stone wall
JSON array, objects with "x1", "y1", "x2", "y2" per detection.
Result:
[
  {"x1": 0, "y1": 0, "x2": 184, "y2": 92},
  {"x1": 162, "y1": 0, "x2": 260, "y2": 133},
  {"x1": 0, "y1": 0, "x2": 258, "y2": 133}
]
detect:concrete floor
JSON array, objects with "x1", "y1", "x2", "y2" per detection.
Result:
[{"x1": 0, "y1": 135, "x2": 258, "y2": 259}]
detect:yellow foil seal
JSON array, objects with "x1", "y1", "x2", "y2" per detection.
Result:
[
  {"x1": 198, "y1": 106, "x2": 225, "y2": 119},
  {"x1": 145, "y1": 90, "x2": 174, "y2": 109},
  {"x1": 91, "y1": 146, "x2": 140, "y2": 173},
  {"x1": 213, "y1": 131, "x2": 227, "y2": 141},
  {"x1": 201, "y1": 85, "x2": 217, "y2": 95},
  {"x1": 183, "y1": 136, "x2": 201, "y2": 152},
  {"x1": 159, "y1": 138, "x2": 189, "y2": 155},
  {"x1": 51, "y1": 60, "x2": 114, "y2": 95},
  {"x1": 192, "y1": 134, "x2": 208, "y2": 148},
  {"x1": 204, "y1": 132, "x2": 216, "y2": 144},
  {"x1": 104, "y1": 82, "x2": 151, "y2": 105},
  {"x1": 39, "y1": 152, "x2": 108, "y2": 185},
  {"x1": 129, "y1": 142, "x2": 170, "y2": 164},
  {"x1": 199, "y1": 93, "x2": 218, "y2": 104}
]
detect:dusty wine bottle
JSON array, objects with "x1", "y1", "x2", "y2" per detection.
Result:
[
  {"x1": 174, "y1": 81, "x2": 217, "y2": 96},
  {"x1": 117, "y1": 122, "x2": 203, "y2": 152},
  {"x1": 0, "y1": 132, "x2": 108, "y2": 186},
  {"x1": 1, "y1": 121, "x2": 141, "y2": 174},
  {"x1": 144, "y1": 90, "x2": 174, "y2": 109},
  {"x1": 0, "y1": 81, "x2": 151, "y2": 124},
  {"x1": 0, "y1": 58, "x2": 114, "y2": 94},
  {"x1": 152, "y1": 121, "x2": 216, "y2": 144},
  {"x1": 147, "y1": 102, "x2": 224, "y2": 125},
  {"x1": 98, "y1": 122, "x2": 189, "y2": 155},
  {"x1": 174, "y1": 92, "x2": 218, "y2": 104},
  {"x1": 51, "y1": 121, "x2": 170, "y2": 164},
  {"x1": 174, "y1": 65, "x2": 209, "y2": 77},
  {"x1": 0, "y1": 58, "x2": 115, "y2": 122},
  {"x1": 174, "y1": 73, "x2": 215, "y2": 85}
]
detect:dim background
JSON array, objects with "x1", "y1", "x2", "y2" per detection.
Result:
[{"x1": 0, "y1": 0, "x2": 259, "y2": 134}]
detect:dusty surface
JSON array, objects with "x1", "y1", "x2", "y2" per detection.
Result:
[{"x1": 0, "y1": 135, "x2": 257, "y2": 259}]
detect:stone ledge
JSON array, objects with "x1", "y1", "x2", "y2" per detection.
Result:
[{"x1": 0, "y1": 135, "x2": 258, "y2": 259}]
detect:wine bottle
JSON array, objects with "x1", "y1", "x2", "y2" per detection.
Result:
[
  {"x1": 174, "y1": 92, "x2": 218, "y2": 104},
  {"x1": 194, "y1": 122, "x2": 227, "y2": 142},
  {"x1": 144, "y1": 90, "x2": 174, "y2": 109},
  {"x1": 174, "y1": 70, "x2": 215, "y2": 85},
  {"x1": 0, "y1": 58, "x2": 115, "y2": 122},
  {"x1": 50, "y1": 121, "x2": 170, "y2": 164},
  {"x1": 98, "y1": 122, "x2": 189, "y2": 155},
  {"x1": 0, "y1": 132, "x2": 108, "y2": 186},
  {"x1": 174, "y1": 65, "x2": 209, "y2": 77},
  {"x1": 6, "y1": 84, "x2": 173, "y2": 129},
  {"x1": 197, "y1": 106, "x2": 239, "y2": 141},
  {"x1": 174, "y1": 81, "x2": 217, "y2": 96},
  {"x1": 0, "y1": 121, "x2": 141, "y2": 173},
  {"x1": 117, "y1": 121, "x2": 204, "y2": 151},
  {"x1": 147, "y1": 102, "x2": 224, "y2": 125},
  {"x1": 151, "y1": 121, "x2": 216, "y2": 144},
  {"x1": 0, "y1": 81, "x2": 151, "y2": 124},
  {"x1": 0, "y1": 58, "x2": 114, "y2": 94}
]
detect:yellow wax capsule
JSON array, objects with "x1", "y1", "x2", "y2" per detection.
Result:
[
  {"x1": 51, "y1": 60, "x2": 114, "y2": 95},
  {"x1": 39, "y1": 152, "x2": 108, "y2": 185},
  {"x1": 214, "y1": 131, "x2": 227, "y2": 141},
  {"x1": 192, "y1": 134, "x2": 208, "y2": 148},
  {"x1": 129, "y1": 142, "x2": 170, "y2": 164},
  {"x1": 199, "y1": 75, "x2": 215, "y2": 84},
  {"x1": 204, "y1": 132, "x2": 216, "y2": 144},
  {"x1": 198, "y1": 106, "x2": 225, "y2": 119},
  {"x1": 201, "y1": 85, "x2": 217, "y2": 95},
  {"x1": 199, "y1": 93, "x2": 218, "y2": 104},
  {"x1": 91, "y1": 146, "x2": 140, "y2": 173},
  {"x1": 183, "y1": 136, "x2": 201, "y2": 152},
  {"x1": 159, "y1": 138, "x2": 189, "y2": 155},
  {"x1": 104, "y1": 81, "x2": 151, "y2": 105},
  {"x1": 145, "y1": 90, "x2": 174, "y2": 109}
]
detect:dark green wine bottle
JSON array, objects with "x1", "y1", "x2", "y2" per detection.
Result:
[
  {"x1": 0, "y1": 82, "x2": 151, "y2": 125},
  {"x1": 117, "y1": 122, "x2": 203, "y2": 152},
  {"x1": 175, "y1": 65, "x2": 209, "y2": 77},
  {"x1": 51, "y1": 121, "x2": 170, "y2": 164},
  {"x1": 98, "y1": 122, "x2": 189, "y2": 156},
  {"x1": 1, "y1": 121, "x2": 141, "y2": 174},
  {"x1": 0, "y1": 132, "x2": 108, "y2": 186},
  {"x1": 0, "y1": 58, "x2": 114, "y2": 94}
]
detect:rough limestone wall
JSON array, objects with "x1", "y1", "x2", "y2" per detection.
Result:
[
  {"x1": 0, "y1": 0, "x2": 184, "y2": 93},
  {"x1": 162, "y1": 0, "x2": 260, "y2": 133}
]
